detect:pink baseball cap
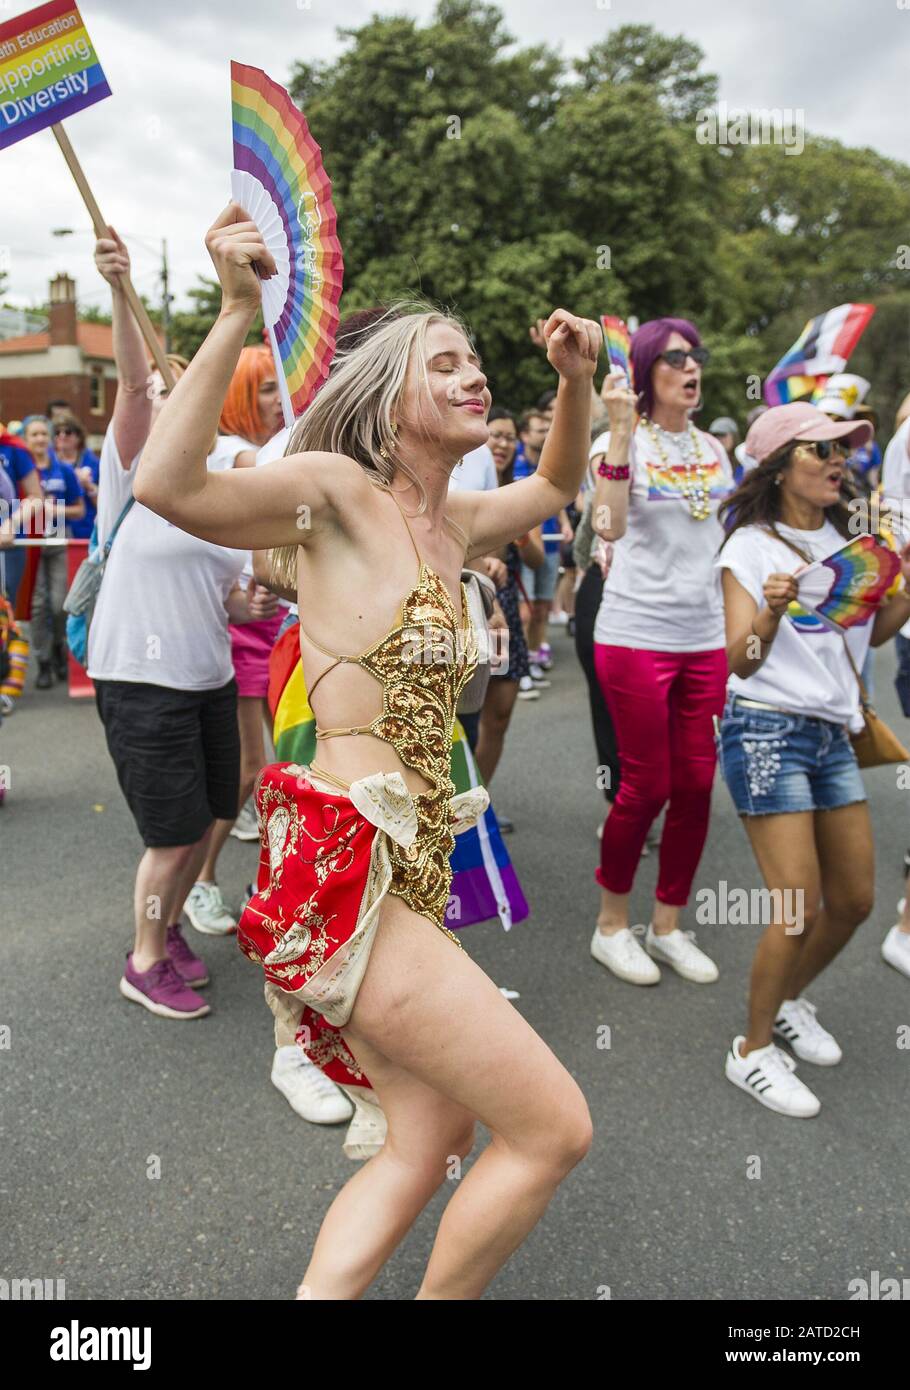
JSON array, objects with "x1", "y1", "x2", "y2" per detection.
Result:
[{"x1": 745, "y1": 403, "x2": 873, "y2": 466}]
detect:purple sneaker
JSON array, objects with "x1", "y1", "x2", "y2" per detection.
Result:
[
  {"x1": 166, "y1": 924, "x2": 210, "y2": 987},
  {"x1": 119, "y1": 952, "x2": 210, "y2": 1019}
]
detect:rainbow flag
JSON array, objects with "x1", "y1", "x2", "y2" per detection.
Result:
[
  {"x1": 764, "y1": 304, "x2": 875, "y2": 407},
  {"x1": 268, "y1": 625, "x2": 529, "y2": 932},
  {"x1": 795, "y1": 534, "x2": 901, "y2": 632},
  {"x1": 767, "y1": 373, "x2": 828, "y2": 406},
  {"x1": 0, "y1": 1, "x2": 111, "y2": 150},
  {"x1": 600, "y1": 315, "x2": 633, "y2": 386}
]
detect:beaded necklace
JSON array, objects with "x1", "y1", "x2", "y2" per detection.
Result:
[{"x1": 642, "y1": 417, "x2": 712, "y2": 521}]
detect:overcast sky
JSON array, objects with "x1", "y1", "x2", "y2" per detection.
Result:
[{"x1": 3, "y1": 0, "x2": 908, "y2": 314}]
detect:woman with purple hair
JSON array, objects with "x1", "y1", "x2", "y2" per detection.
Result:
[{"x1": 588, "y1": 317, "x2": 733, "y2": 986}]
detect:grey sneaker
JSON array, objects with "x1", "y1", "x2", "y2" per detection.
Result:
[{"x1": 184, "y1": 882, "x2": 237, "y2": 936}]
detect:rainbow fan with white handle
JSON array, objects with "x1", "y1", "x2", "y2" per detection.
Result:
[{"x1": 230, "y1": 61, "x2": 343, "y2": 426}]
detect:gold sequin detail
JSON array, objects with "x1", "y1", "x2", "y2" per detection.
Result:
[{"x1": 315, "y1": 564, "x2": 477, "y2": 933}]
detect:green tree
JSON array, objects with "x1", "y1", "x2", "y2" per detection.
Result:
[
  {"x1": 574, "y1": 24, "x2": 719, "y2": 122},
  {"x1": 170, "y1": 276, "x2": 262, "y2": 360}
]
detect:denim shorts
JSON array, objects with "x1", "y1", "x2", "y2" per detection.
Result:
[
  {"x1": 520, "y1": 546, "x2": 560, "y2": 602},
  {"x1": 717, "y1": 696, "x2": 866, "y2": 817}
]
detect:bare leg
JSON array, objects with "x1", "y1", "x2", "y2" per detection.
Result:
[
  {"x1": 476, "y1": 677, "x2": 519, "y2": 784},
  {"x1": 527, "y1": 599, "x2": 550, "y2": 654},
  {"x1": 133, "y1": 826, "x2": 212, "y2": 971},
  {"x1": 556, "y1": 567, "x2": 575, "y2": 618},
  {"x1": 597, "y1": 886, "x2": 629, "y2": 935},
  {"x1": 740, "y1": 812, "x2": 821, "y2": 1054},
  {"x1": 301, "y1": 895, "x2": 592, "y2": 1300},
  {"x1": 788, "y1": 803, "x2": 874, "y2": 996}
]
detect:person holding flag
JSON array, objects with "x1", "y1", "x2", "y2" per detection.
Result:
[{"x1": 716, "y1": 403, "x2": 910, "y2": 1117}]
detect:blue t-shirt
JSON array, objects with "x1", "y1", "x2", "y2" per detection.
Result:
[
  {"x1": 35, "y1": 459, "x2": 84, "y2": 537},
  {"x1": 0, "y1": 436, "x2": 36, "y2": 491},
  {"x1": 53, "y1": 448, "x2": 100, "y2": 540},
  {"x1": 513, "y1": 441, "x2": 560, "y2": 550}
]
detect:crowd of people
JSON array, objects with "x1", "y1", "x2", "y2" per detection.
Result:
[{"x1": 4, "y1": 206, "x2": 910, "y2": 1298}]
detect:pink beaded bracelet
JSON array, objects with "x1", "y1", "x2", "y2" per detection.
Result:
[{"x1": 598, "y1": 460, "x2": 630, "y2": 480}]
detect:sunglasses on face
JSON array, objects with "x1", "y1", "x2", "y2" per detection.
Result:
[
  {"x1": 794, "y1": 439, "x2": 849, "y2": 462},
  {"x1": 54, "y1": 427, "x2": 77, "y2": 436},
  {"x1": 658, "y1": 347, "x2": 710, "y2": 370}
]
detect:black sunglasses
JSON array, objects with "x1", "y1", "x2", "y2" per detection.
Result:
[
  {"x1": 658, "y1": 347, "x2": 710, "y2": 370},
  {"x1": 794, "y1": 439, "x2": 849, "y2": 461}
]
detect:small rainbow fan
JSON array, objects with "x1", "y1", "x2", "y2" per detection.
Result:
[
  {"x1": 600, "y1": 315, "x2": 633, "y2": 388},
  {"x1": 795, "y1": 534, "x2": 901, "y2": 632},
  {"x1": 230, "y1": 61, "x2": 344, "y2": 425}
]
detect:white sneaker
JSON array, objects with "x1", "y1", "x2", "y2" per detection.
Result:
[
  {"x1": 645, "y1": 925, "x2": 719, "y2": 983},
  {"x1": 339, "y1": 1085, "x2": 389, "y2": 1159},
  {"x1": 882, "y1": 925, "x2": 910, "y2": 979},
  {"x1": 725, "y1": 1036, "x2": 821, "y2": 1118},
  {"x1": 271, "y1": 1046, "x2": 355, "y2": 1124},
  {"x1": 528, "y1": 662, "x2": 551, "y2": 688},
  {"x1": 590, "y1": 926, "x2": 660, "y2": 985},
  {"x1": 774, "y1": 997, "x2": 842, "y2": 1065},
  {"x1": 517, "y1": 675, "x2": 541, "y2": 701},
  {"x1": 184, "y1": 882, "x2": 237, "y2": 936},
  {"x1": 230, "y1": 796, "x2": 260, "y2": 841}
]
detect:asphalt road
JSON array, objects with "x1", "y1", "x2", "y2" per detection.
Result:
[{"x1": 2, "y1": 628, "x2": 909, "y2": 1301}]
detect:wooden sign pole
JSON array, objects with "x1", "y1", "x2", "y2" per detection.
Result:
[{"x1": 50, "y1": 122, "x2": 174, "y2": 389}]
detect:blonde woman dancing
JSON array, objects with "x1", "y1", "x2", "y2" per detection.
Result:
[{"x1": 137, "y1": 204, "x2": 599, "y2": 1300}]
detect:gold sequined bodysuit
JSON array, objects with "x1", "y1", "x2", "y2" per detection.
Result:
[{"x1": 299, "y1": 497, "x2": 478, "y2": 933}]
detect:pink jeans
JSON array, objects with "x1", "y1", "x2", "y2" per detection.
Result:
[{"x1": 594, "y1": 644, "x2": 727, "y2": 906}]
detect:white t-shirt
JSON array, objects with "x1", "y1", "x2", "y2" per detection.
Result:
[
  {"x1": 716, "y1": 521, "x2": 870, "y2": 731},
  {"x1": 208, "y1": 433, "x2": 252, "y2": 473},
  {"x1": 881, "y1": 418, "x2": 910, "y2": 638},
  {"x1": 592, "y1": 423, "x2": 733, "y2": 651},
  {"x1": 87, "y1": 431, "x2": 248, "y2": 690},
  {"x1": 448, "y1": 445, "x2": 497, "y2": 492},
  {"x1": 881, "y1": 418, "x2": 910, "y2": 499}
]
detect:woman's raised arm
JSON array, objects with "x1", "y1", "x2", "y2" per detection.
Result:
[
  {"x1": 95, "y1": 229, "x2": 153, "y2": 469},
  {"x1": 452, "y1": 310, "x2": 602, "y2": 559},
  {"x1": 134, "y1": 204, "x2": 346, "y2": 552}
]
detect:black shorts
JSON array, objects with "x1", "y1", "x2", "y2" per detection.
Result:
[{"x1": 95, "y1": 678, "x2": 240, "y2": 847}]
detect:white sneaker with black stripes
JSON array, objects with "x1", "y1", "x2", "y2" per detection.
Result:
[
  {"x1": 725, "y1": 1036, "x2": 821, "y2": 1118},
  {"x1": 773, "y1": 998, "x2": 842, "y2": 1065}
]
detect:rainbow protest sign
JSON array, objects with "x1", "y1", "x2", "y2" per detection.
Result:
[{"x1": 0, "y1": 0, "x2": 110, "y2": 150}]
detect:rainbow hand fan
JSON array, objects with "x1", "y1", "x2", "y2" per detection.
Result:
[
  {"x1": 230, "y1": 61, "x2": 343, "y2": 425},
  {"x1": 600, "y1": 315, "x2": 633, "y2": 387},
  {"x1": 795, "y1": 534, "x2": 900, "y2": 632}
]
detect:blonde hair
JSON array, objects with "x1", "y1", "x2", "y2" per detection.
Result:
[{"x1": 271, "y1": 301, "x2": 472, "y2": 590}]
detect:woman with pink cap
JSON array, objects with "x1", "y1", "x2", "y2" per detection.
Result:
[{"x1": 716, "y1": 402, "x2": 910, "y2": 1118}]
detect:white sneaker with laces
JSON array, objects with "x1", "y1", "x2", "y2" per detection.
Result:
[
  {"x1": 528, "y1": 662, "x2": 551, "y2": 687},
  {"x1": 271, "y1": 1046, "x2": 355, "y2": 1124},
  {"x1": 774, "y1": 997, "x2": 842, "y2": 1065},
  {"x1": 725, "y1": 1036, "x2": 821, "y2": 1117},
  {"x1": 184, "y1": 882, "x2": 237, "y2": 936},
  {"x1": 590, "y1": 925, "x2": 660, "y2": 985},
  {"x1": 646, "y1": 925, "x2": 718, "y2": 983},
  {"x1": 230, "y1": 796, "x2": 260, "y2": 841},
  {"x1": 882, "y1": 925, "x2": 910, "y2": 979},
  {"x1": 517, "y1": 675, "x2": 540, "y2": 701}
]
